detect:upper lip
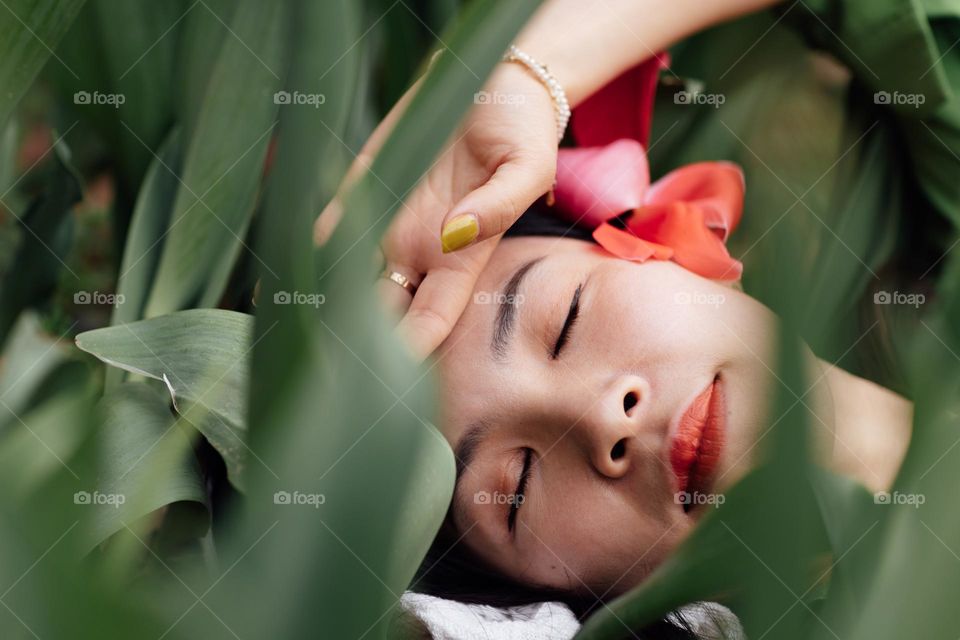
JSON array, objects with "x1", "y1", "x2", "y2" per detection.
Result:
[{"x1": 667, "y1": 375, "x2": 725, "y2": 509}]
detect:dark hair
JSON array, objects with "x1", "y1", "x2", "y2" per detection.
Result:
[
  {"x1": 406, "y1": 202, "x2": 716, "y2": 640},
  {"x1": 503, "y1": 198, "x2": 596, "y2": 241},
  {"x1": 409, "y1": 516, "x2": 705, "y2": 639}
]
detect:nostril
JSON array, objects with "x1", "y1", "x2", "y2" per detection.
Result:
[
  {"x1": 610, "y1": 438, "x2": 627, "y2": 460},
  {"x1": 623, "y1": 391, "x2": 638, "y2": 415}
]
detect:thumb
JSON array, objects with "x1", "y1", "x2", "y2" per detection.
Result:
[{"x1": 439, "y1": 156, "x2": 553, "y2": 253}]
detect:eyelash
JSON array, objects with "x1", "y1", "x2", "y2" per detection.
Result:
[
  {"x1": 551, "y1": 283, "x2": 583, "y2": 359},
  {"x1": 507, "y1": 448, "x2": 533, "y2": 533}
]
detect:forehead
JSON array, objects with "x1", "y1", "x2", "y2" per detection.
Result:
[{"x1": 434, "y1": 235, "x2": 596, "y2": 445}]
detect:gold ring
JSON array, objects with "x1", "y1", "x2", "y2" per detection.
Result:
[{"x1": 384, "y1": 270, "x2": 417, "y2": 295}]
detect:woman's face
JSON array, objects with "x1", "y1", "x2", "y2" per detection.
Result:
[{"x1": 435, "y1": 235, "x2": 833, "y2": 596}]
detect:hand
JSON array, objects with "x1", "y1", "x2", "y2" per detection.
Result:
[{"x1": 315, "y1": 62, "x2": 558, "y2": 359}]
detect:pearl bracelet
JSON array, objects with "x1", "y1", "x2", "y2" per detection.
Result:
[{"x1": 502, "y1": 45, "x2": 571, "y2": 142}]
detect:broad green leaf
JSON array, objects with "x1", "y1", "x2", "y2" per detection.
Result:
[
  {"x1": 76, "y1": 309, "x2": 252, "y2": 490},
  {"x1": 0, "y1": 0, "x2": 87, "y2": 130},
  {"x1": 833, "y1": 314, "x2": 960, "y2": 640},
  {"x1": 177, "y1": 0, "x2": 236, "y2": 142},
  {"x1": 81, "y1": 382, "x2": 207, "y2": 550},
  {"x1": 143, "y1": 0, "x2": 288, "y2": 316},
  {"x1": 0, "y1": 498, "x2": 182, "y2": 640},
  {"x1": 108, "y1": 128, "x2": 182, "y2": 388}
]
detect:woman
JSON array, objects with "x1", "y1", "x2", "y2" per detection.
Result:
[{"x1": 318, "y1": 0, "x2": 956, "y2": 635}]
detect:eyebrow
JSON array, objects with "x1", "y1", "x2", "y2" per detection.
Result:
[
  {"x1": 491, "y1": 256, "x2": 544, "y2": 360},
  {"x1": 452, "y1": 420, "x2": 491, "y2": 523},
  {"x1": 455, "y1": 420, "x2": 489, "y2": 483}
]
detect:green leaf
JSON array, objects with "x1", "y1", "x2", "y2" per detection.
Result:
[
  {"x1": 0, "y1": 360, "x2": 91, "y2": 500},
  {"x1": 0, "y1": 119, "x2": 17, "y2": 195},
  {"x1": 108, "y1": 128, "x2": 182, "y2": 389},
  {"x1": 0, "y1": 141, "x2": 82, "y2": 346},
  {"x1": 87, "y1": 0, "x2": 182, "y2": 185},
  {"x1": 176, "y1": 0, "x2": 236, "y2": 142},
  {"x1": 76, "y1": 309, "x2": 252, "y2": 490},
  {"x1": 82, "y1": 382, "x2": 207, "y2": 550},
  {"x1": 143, "y1": 0, "x2": 288, "y2": 316},
  {"x1": 0, "y1": 0, "x2": 87, "y2": 131},
  {"x1": 0, "y1": 313, "x2": 71, "y2": 429}
]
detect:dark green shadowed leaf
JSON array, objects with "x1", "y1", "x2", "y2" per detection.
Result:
[
  {"x1": 177, "y1": 0, "x2": 237, "y2": 142},
  {"x1": 0, "y1": 141, "x2": 82, "y2": 347},
  {"x1": 0, "y1": 0, "x2": 87, "y2": 130},
  {"x1": 76, "y1": 309, "x2": 252, "y2": 490},
  {"x1": 143, "y1": 0, "x2": 288, "y2": 316}
]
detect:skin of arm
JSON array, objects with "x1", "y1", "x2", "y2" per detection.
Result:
[{"x1": 513, "y1": 0, "x2": 786, "y2": 106}]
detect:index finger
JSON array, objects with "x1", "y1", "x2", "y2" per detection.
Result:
[{"x1": 396, "y1": 266, "x2": 479, "y2": 361}]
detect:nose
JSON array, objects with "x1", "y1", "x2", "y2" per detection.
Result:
[{"x1": 579, "y1": 374, "x2": 650, "y2": 479}]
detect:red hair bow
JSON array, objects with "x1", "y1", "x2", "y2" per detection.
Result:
[{"x1": 550, "y1": 55, "x2": 745, "y2": 282}]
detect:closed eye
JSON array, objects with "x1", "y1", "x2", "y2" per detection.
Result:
[
  {"x1": 507, "y1": 448, "x2": 533, "y2": 533},
  {"x1": 551, "y1": 283, "x2": 582, "y2": 359}
]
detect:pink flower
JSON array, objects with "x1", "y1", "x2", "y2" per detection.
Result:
[{"x1": 549, "y1": 54, "x2": 745, "y2": 281}]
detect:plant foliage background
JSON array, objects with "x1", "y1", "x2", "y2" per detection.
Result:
[{"x1": 0, "y1": 0, "x2": 958, "y2": 639}]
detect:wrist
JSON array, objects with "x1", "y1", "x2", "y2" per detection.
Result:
[
  {"x1": 514, "y1": 0, "x2": 787, "y2": 106},
  {"x1": 484, "y1": 61, "x2": 558, "y2": 119},
  {"x1": 501, "y1": 45, "x2": 570, "y2": 142}
]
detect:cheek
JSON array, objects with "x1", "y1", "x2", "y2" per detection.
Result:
[
  {"x1": 597, "y1": 262, "x2": 776, "y2": 363},
  {"x1": 587, "y1": 263, "x2": 723, "y2": 365},
  {"x1": 523, "y1": 473, "x2": 688, "y2": 590}
]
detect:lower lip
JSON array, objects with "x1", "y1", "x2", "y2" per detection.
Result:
[{"x1": 670, "y1": 376, "x2": 725, "y2": 508}]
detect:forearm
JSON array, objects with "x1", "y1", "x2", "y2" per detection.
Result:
[{"x1": 514, "y1": 0, "x2": 785, "y2": 106}]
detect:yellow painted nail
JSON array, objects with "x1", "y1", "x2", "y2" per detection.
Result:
[{"x1": 441, "y1": 214, "x2": 479, "y2": 253}]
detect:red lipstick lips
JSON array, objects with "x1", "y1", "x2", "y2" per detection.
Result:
[{"x1": 670, "y1": 376, "x2": 725, "y2": 510}]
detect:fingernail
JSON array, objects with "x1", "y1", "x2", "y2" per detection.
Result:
[{"x1": 441, "y1": 214, "x2": 479, "y2": 253}]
